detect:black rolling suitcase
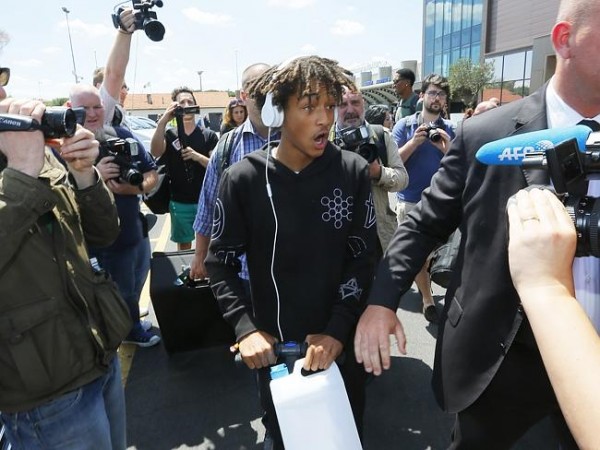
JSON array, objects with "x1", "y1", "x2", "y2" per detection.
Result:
[{"x1": 149, "y1": 250, "x2": 235, "y2": 354}]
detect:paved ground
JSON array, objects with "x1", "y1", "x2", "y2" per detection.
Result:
[{"x1": 122, "y1": 211, "x2": 557, "y2": 449}]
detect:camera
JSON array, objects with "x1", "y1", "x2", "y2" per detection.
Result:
[
  {"x1": 98, "y1": 137, "x2": 144, "y2": 186},
  {"x1": 174, "y1": 105, "x2": 200, "y2": 117},
  {"x1": 337, "y1": 125, "x2": 379, "y2": 163},
  {"x1": 0, "y1": 107, "x2": 86, "y2": 138},
  {"x1": 112, "y1": 0, "x2": 165, "y2": 42},
  {"x1": 424, "y1": 122, "x2": 442, "y2": 143},
  {"x1": 519, "y1": 133, "x2": 600, "y2": 257}
]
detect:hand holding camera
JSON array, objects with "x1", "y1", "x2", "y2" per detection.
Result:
[
  {"x1": 414, "y1": 121, "x2": 451, "y2": 154},
  {"x1": 58, "y1": 126, "x2": 99, "y2": 188},
  {"x1": 0, "y1": 98, "x2": 48, "y2": 178}
]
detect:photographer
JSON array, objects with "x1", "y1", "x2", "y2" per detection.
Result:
[
  {"x1": 151, "y1": 87, "x2": 218, "y2": 251},
  {"x1": 391, "y1": 73, "x2": 455, "y2": 323},
  {"x1": 507, "y1": 188, "x2": 600, "y2": 449},
  {"x1": 70, "y1": 83, "x2": 160, "y2": 348},
  {"x1": 0, "y1": 87, "x2": 128, "y2": 447},
  {"x1": 334, "y1": 88, "x2": 408, "y2": 256}
]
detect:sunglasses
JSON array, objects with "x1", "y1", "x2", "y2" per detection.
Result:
[
  {"x1": 0, "y1": 67, "x2": 10, "y2": 87},
  {"x1": 229, "y1": 99, "x2": 245, "y2": 107}
]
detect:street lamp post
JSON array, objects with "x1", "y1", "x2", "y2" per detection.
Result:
[
  {"x1": 197, "y1": 70, "x2": 204, "y2": 92},
  {"x1": 62, "y1": 7, "x2": 80, "y2": 84}
]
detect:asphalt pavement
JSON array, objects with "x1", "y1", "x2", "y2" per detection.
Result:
[{"x1": 122, "y1": 211, "x2": 557, "y2": 450}]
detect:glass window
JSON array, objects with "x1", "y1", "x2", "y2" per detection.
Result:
[
  {"x1": 424, "y1": 58, "x2": 434, "y2": 78},
  {"x1": 482, "y1": 81, "x2": 502, "y2": 102},
  {"x1": 502, "y1": 80, "x2": 525, "y2": 102},
  {"x1": 451, "y1": 47, "x2": 461, "y2": 65},
  {"x1": 471, "y1": 42, "x2": 481, "y2": 63},
  {"x1": 452, "y1": 0, "x2": 463, "y2": 33},
  {"x1": 443, "y1": 34, "x2": 451, "y2": 51},
  {"x1": 472, "y1": 0, "x2": 483, "y2": 26},
  {"x1": 425, "y1": 0, "x2": 436, "y2": 28},
  {"x1": 435, "y1": 0, "x2": 444, "y2": 38},
  {"x1": 434, "y1": 54, "x2": 442, "y2": 75},
  {"x1": 461, "y1": 27, "x2": 471, "y2": 47},
  {"x1": 435, "y1": 36, "x2": 443, "y2": 54},
  {"x1": 486, "y1": 55, "x2": 504, "y2": 82},
  {"x1": 425, "y1": 38, "x2": 434, "y2": 56},
  {"x1": 451, "y1": 30, "x2": 461, "y2": 48},
  {"x1": 442, "y1": 52, "x2": 450, "y2": 76},
  {"x1": 524, "y1": 50, "x2": 533, "y2": 78},
  {"x1": 471, "y1": 24, "x2": 481, "y2": 44},
  {"x1": 444, "y1": 0, "x2": 453, "y2": 36},
  {"x1": 462, "y1": 0, "x2": 472, "y2": 29},
  {"x1": 461, "y1": 45, "x2": 471, "y2": 59},
  {"x1": 503, "y1": 51, "x2": 526, "y2": 81}
]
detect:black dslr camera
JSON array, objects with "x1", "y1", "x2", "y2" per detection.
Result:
[
  {"x1": 337, "y1": 125, "x2": 379, "y2": 163},
  {"x1": 0, "y1": 107, "x2": 85, "y2": 139},
  {"x1": 98, "y1": 137, "x2": 144, "y2": 186},
  {"x1": 112, "y1": 0, "x2": 165, "y2": 42},
  {"x1": 174, "y1": 105, "x2": 200, "y2": 117},
  {"x1": 424, "y1": 122, "x2": 442, "y2": 143}
]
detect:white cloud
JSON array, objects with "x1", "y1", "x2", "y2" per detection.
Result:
[
  {"x1": 182, "y1": 8, "x2": 233, "y2": 26},
  {"x1": 330, "y1": 20, "x2": 365, "y2": 36},
  {"x1": 59, "y1": 19, "x2": 114, "y2": 39},
  {"x1": 267, "y1": 0, "x2": 316, "y2": 8},
  {"x1": 300, "y1": 44, "x2": 317, "y2": 53},
  {"x1": 13, "y1": 59, "x2": 43, "y2": 68},
  {"x1": 143, "y1": 45, "x2": 166, "y2": 56},
  {"x1": 42, "y1": 46, "x2": 62, "y2": 55}
]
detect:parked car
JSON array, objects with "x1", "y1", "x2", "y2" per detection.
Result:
[{"x1": 124, "y1": 115, "x2": 157, "y2": 151}]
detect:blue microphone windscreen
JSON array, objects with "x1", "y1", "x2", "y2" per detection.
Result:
[{"x1": 476, "y1": 125, "x2": 591, "y2": 166}]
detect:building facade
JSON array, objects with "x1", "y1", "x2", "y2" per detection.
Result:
[{"x1": 422, "y1": 0, "x2": 560, "y2": 104}]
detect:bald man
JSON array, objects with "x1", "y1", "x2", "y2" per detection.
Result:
[{"x1": 355, "y1": 0, "x2": 599, "y2": 447}]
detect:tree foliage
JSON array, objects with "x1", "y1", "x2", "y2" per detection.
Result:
[
  {"x1": 448, "y1": 58, "x2": 495, "y2": 108},
  {"x1": 46, "y1": 97, "x2": 69, "y2": 106}
]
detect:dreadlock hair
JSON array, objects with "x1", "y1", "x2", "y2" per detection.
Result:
[{"x1": 247, "y1": 55, "x2": 357, "y2": 112}]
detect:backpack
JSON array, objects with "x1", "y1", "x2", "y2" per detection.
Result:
[{"x1": 213, "y1": 129, "x2": 238, "y2": 176}]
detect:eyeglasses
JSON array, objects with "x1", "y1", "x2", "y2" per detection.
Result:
[
  {"x1": 0, "y1": 67, "x2": 10, "y2": 87},
  {"x1": 425, "y1": 90, "x2": 447, "y2": 99}
]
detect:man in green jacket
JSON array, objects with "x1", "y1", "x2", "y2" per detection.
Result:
[{"x1": 0, "y1": 35, "x2": 129, "y2": 448}]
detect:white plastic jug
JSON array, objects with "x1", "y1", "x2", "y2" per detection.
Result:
[{"x1": 269, "y1": 358, "x2": 362, "y2": 450}]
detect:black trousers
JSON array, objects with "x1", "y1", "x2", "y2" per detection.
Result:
[
  {"x1": 449, "y1": 333, "x2": 579, "y2": 450},
  {"x1": 257, "y1": 343, "x2": 366, "y2": 450}
]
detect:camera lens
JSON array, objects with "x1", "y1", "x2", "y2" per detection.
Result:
[
  {"x1": 428, "y1": 128, "x2": 442, "y2": 143},
  {"x1": 40, "y1": 107, "x2": 77, "y2": 139},
  {"x1": 357, "y1": 143, "x2": 378, "y2": 163},
  {"x1": 564, "y1": 195, "x2": 600, "y2": 257},
  {"x1": 122, "y1": 168, "x2": 144, "y2": 186},
  {"x1": 143, "y1": 18, "x2": 165, "y2": 42}
]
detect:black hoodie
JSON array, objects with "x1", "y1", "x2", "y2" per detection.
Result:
[{"x1": 206, "y1": 142, "x2": 377, "y2": 346}]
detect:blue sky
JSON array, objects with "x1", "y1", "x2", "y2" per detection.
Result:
[{"x1": 1, "y1": 0, "x2": 423, "y2": 100}]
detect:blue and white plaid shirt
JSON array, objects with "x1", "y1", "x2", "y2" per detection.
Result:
[{"x1": 193, "y1": 119, "x2": 280, "y2": 279}]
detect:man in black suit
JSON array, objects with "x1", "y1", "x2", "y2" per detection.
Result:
[{"x1": 354, "y1": 0, "x2": 600, "y2": 447}]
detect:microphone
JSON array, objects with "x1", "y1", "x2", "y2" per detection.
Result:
[{"x1": 476, "y1": 125, "x2": 592, "y2": 166}]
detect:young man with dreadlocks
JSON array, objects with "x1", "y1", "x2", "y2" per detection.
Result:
[{"x1": 205, "y1": 55, "x2": 377, "y2": 449}]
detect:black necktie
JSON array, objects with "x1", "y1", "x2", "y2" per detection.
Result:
[{"x1": 578, "y1": 119, "x2": 600, "y2": 132}]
